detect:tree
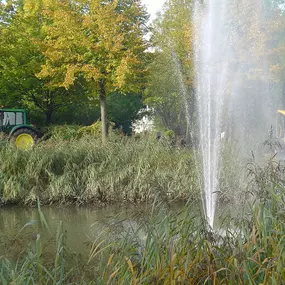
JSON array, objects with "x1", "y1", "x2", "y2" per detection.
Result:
[
  {"x1": 223, "y1": 0, "x2": 285, "y2": 142},
  {"x1": 36, "y1": 0, "x2": 149, "y2": 141},
  {"x1": 145, "y1": 0, "x2": 196, "y2": 140},
  {"x1": 0, "y1": 0, "x2": 88, "y2": 124},
  {"x1": 107, "y1": 92, "x2": 145, "y2": 134},
  {"x1": 145, "y1": 50, "x2": 187, "y2": 136}
]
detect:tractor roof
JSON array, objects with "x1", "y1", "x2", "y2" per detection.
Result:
[{"x1": 0, "y1": 108, "x2": 26, "y2": 112}]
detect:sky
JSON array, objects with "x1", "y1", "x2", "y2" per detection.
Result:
[{"x1": 141, "y1": 0, "x2": 167, "y2": 20}]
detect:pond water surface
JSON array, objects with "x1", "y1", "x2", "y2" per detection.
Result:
[
  {"x1": 0, "y1": 202, "x2": 232, "y2": 260},
  {"x1": 0, "y1": 205, "x2": 152, "y2": 255}
]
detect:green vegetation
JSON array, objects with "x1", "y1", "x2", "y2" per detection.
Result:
[
  {"x1": 0, "y1": 0, "x2": 149, "y2": 140},
  {"x1": 1, "y1": 0, "x2": 285, "y2": 141},
  {"x1": 0, "y1": 133, "x2": 199, "y2": 205},
  {"x1": 0, "y1": 156, "x2": 284, "y2": 284},
  {"x1": 0, "y1": 0, "x2": 285, "y2": 283}
]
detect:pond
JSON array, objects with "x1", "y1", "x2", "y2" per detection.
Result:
[
  {"x1": 0, "y1": 205, "x2": 147, "y2": 256},
  {"x1": 0, "y1": 202, "x2": 234, "y2": 262},
  {"x1": 0, "y1": 203, "x2": 194, "y2": 260}
]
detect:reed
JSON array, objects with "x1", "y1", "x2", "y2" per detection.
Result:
[
  {"x1": 1, "y1": 132, "x2": 284, "y2": 284},
  {"x1": 1, "y1": 189, "x2": 284, "y2": 284},
  {"x1": 0, "y1": 134, "x2": 199, "y2": 205}
]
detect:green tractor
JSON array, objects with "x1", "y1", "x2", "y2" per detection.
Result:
[{"x1": 0, "y1": 108, "x2": 40, "y2": 150}]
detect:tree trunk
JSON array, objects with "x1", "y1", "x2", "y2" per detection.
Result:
[
  {"x1": 46, "y1": 107, "x2": 53, "y2": 125},
  {"x1": 99, "y1": 80, "x2": 108, "y2": 142}
]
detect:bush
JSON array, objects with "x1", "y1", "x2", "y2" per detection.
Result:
[{"x1": 43, "y1": 125, "x2": 81, "y2": 141}]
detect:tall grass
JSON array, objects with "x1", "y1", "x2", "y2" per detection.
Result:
[
  {"x1": 1, "y1": 191, "x2": 284, "y2": 284},
  {"x1": 0, "y1": 134, "x2": 199, "y2": 205},
  {"x1": 97, "y1": 200, "x2": 285, "y2": 284},
  {"x1": 1, "y1": 132, "x2": 285, "y2": 284}
]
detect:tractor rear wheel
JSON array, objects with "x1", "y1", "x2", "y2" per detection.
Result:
[{"x1": 11, "y1": 128, "x2": 38, "y2": 150}]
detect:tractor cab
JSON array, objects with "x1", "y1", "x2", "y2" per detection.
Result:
[
  {"x1": 0, "y1": 109, "x2": 26, "y2": 132},
  {"x1": 0, "y1": 108, "x2": 39, "y2": 150}
]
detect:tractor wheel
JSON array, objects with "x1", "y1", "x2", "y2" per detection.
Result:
[{"x1": 11, "y1": 128, "x2": 38, "y2": 150}]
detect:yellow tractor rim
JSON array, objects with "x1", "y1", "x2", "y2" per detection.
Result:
[{"x1": 15, "y1": 134, "x2": 34, "y2": 150}]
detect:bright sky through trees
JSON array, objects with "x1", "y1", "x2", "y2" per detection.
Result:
[{"x1": 142, "y1": 0, "x2": 166, "y2": 20}]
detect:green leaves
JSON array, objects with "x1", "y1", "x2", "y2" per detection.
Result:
[
  {"x1": 38, "y1": 0, "x2": 149, "y2": 94},
  {"x1": 0, "y1": 0, "x2": 149, "y2": 130},
  {"x1": 145, "y1": 0, "x2": 195, "y2": 137}
]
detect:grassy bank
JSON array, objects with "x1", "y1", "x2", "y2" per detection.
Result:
[{"x1": 0, "y1": 134, "x2": 199, "y2": 205}]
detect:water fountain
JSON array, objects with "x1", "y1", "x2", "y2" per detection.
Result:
[{"x1": 194, "y1": 0, "x2": 281, "y2": 227}]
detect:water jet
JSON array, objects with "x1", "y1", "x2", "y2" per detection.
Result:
[{"x1": 193, "y1": 0, "x2": 280, "y2": 227}]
